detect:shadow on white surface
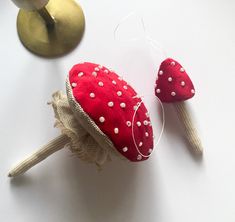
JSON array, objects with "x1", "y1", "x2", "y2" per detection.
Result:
[{"x1": 8, "y1": 154, "x2": 164, "y2": 222}]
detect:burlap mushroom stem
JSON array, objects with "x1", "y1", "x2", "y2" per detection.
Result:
[{"x1": 8, "y1": 91, "x2": 119, "y2": 177}]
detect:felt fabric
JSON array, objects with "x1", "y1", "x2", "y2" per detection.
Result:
[
  {"x1": 68, "y1": 62, "x2": 154, "y2": 162},
  {"x1": 155, "y1": 58, "x2": 195, "y2": 103}
]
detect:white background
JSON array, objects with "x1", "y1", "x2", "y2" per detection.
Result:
[{"x1": 1, "y1": 0, "x2": 235, "y2": 221}]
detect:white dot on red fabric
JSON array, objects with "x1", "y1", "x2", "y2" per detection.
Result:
[
  {"x1": 168, "y1": 77, "x2": 173, "y2": 82},
  {"x1": 191, "y1": 89, "x2": 195, "y2": 94},
  {"x1": 139, "y1": 142, "x2": 143, "y2": 147},
  {"x1": 133, "y1": 105, "x2": 138, "y2": 111},
  {"x1": 78, "y1": 72, "x2": 84, "y2": 77},
  {"x1": 159, "y1": 70, "x2": 163, "y2": 75},
  {"x1": 99, "y1": 116, "x2": 105, "y2": 123},
  {"x1": 95, "y1": 67, "x2": 99, "y2": 71},
  {"x1": 118, "y1": 76, "x2": 123, "y2": 81},
  {"x1": 123, "y1": 85, "x2": 128, "y2": 90},
  {"x1": 180, "y1": 67, "x2": 185, "y2": 72},
  {"x1": 137, "y1": 121, "x2": 141, "y2": 127},
  {"x1": 112, "y1": 80, "x2": 117, "y2": 85},
  {"x1": 156, "y1": 88, "x2": 161, "y2": 93},
  {"x1": 120, "y1": 102, "x2": 126, "y2": 108},
  {"x1": 145, "y1": 132, "x2": 149, "y2": 137},
  {"x1": 171, "y1": 61, "x2": 176, "y2": 66},
  {"x1": 126, "y1": 121, "x2": 131, "y2": 127},
  {"x1": 108, "y1": 101, "x2": 114, "y2": 107},
  {"x1": 148, "y1": 148, "x2": 153, "y2": 154},
  {"x1": 171, "y1": 92, "x2": 176, "y2": 96},
  {"x1": 72, "y1": 83, "x2": 77, "y2": 87},
  {"x1": 104, "y1": 69, "x2": 109, "y2": 74},
  {"x1": 114, "y1": 128, "x2": 119, "y2": 134},
  {"x1": 117, "y1": 91, "x2": 122, "y2": 96},
  {"x1": 90, "y1": 93, "x2": 95, "y2": 98},
  {"x1": 143, "y1": 120, "x2": 148, "y2": 126},
  {"x1": 92, "y1": 72, "x2": 97, "y2": 77},
  {"x1": 122, "y1": 147, "x2": 128, "y2": 152},
  {"x1": 98, "y1": 81, "x2": 104, "y2": 87},
  {"x1": 98, "y1": 65, "x2": 103, "y2": 69},
  {"x1": 181, "y1": 81, "x2": 185, "y2": 86},
  {"x1": 146, "y1": 112, "x2": 150, "y2": 118},
  {"x1": 137, "y1": 155, "x2": 142, "y2": 160}
]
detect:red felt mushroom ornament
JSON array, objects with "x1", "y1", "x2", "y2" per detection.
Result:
[
  {"x1": 155, "y1": 58, "x2": 203, "y2": 154},
  {"x1": 8, "y1": 62, "x2": 154, "y2": 177}
]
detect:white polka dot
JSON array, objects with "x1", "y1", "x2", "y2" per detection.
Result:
[
  {"x1": 146, "y1": 112, "x2": 150, "y2": 118},
  {"x1": 112, "y1": 80, "x2": 117, "y2": 85},
  {"x1": 117, "y1": 91, "x2": 122, "y2": 96},
  {"x1": 145, "y1": 132, "x2": 149, "y2": 137},
  {"x1": 143, "y1": 120, "x2": 149, "y2": 126},
  {"x1": 92, "y1": 72, "x2": 97, "y2": 77},
  {"x1": 137, "y1": 154, "x2": 142, "y2": 160},
  {"x1": 78, "y1": 72, "x2": 84, "y2": 77},
  {"x1": 181, "y1": 81, "x2": 185, "y2": 86},
  {"x1": 126, "y1": 121, "x2": 131, "y2": 127},
  {"x1": 118, "y1": 76, "x2": 123, "y2": 81},
  {"x1": 148, "y1": 148, "x2": 153, "y2": 154},
  {"x1": 98, "y1": 65, "x2": 103, "y2": 69},
  {"x1": 90, "y1": 93, "x2": 95, "y2": 98},
  {"x1": 99, "y1": 117, "x2": 105, "y2": 123},
  {"x1": 122, "y1": 147, "x2": 128, "y2": 152},
  {"x1": 95, "y1": 67, "x2": 99, "y2": 71},
  {"x1": 133, "y1": 105, "x2": 138, "y2": 111},
  {"x1": 156, "y1": 88, "x2": 161, "y2": 93},
  {"x1": 171, "y1": 92, "x2": 176, "y2": 96},
  {"x1": 98, "y1": 81, "x2": 104, "y2": 87},
  {"x1": 123, "y1": 85, "x2": 128, "y2": 90},
  {"x1": 180, "y1": 67, "x2": 185, "y2": 72},
  {"x1": 108, "y1": 101, "x2": 114, "y2": 107},
  {"x1": 191, "y1": 89, "x2": 195, "y2": 94},
  {"x1": 104, "y1": 69, "x2": 109, "y2": 74},
  {"x1": 159, "y1": 70, "x2": 163, "y2": 75},
  {"x1": 137, "y1": 121, "x2": 141, "y2": 127},
  {"x1": 114, "y1": 128, "x2": 119, "y2": 134},
  {"x1": 171, "y1": 61, "x2": 176, "y2": 66},
  {"x1": 168, "y1": 77, "x2": 173, "y2": 82},
  {"x1": 139, "y1": 142, "x2": 143, "y2": 147},
  {"x1": 120, "y1": 103, "x2": 126, "y2": 108},
  {"x1": 72, "y1": 82, "x2": 77, "y2": 87}
]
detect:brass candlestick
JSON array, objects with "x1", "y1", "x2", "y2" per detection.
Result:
[{"x1": 12, "y1": 0, "x2": 85, "y2": 57}]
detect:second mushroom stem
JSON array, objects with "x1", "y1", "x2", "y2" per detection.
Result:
[
  {"x1": 174, "y1": 102, "x2": 203, "y2": 155},
  {"x1": 8, "y1": 134, "x2": 70, "y2": 177}
]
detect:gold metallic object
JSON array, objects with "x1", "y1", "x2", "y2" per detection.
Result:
[{"x1": 15, "y1": 0, "x2": 85, "y2": 57}]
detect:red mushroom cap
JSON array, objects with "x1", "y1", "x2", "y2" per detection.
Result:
[
  {"x1": 66, "y1": 62, "x2": 154, "y2": 162},
  {"x1": 155, "y1": 58, "x2": 195, "y2": 103}
]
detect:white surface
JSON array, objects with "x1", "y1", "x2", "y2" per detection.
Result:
[{"x1": 1, "y1": 0, "x2": 235, "y2": 221}]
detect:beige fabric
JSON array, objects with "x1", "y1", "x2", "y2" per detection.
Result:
[
  {"x1": 50, "y1": 90, "x2": 121, "y2": 166},
  {"x1": 8, "y1": 134, "x2": 70, "y2": 177},
  {"x1": 174, "y1": 102, "x2": 203, "y2": 154}
]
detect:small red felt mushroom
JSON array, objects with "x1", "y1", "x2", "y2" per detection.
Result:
[
  {"x1": 155, "y1": 58, "x2": 203, "y2": 154},
  {"x1": 8, "y1": 62, "x2": 154, "y2": 177}
]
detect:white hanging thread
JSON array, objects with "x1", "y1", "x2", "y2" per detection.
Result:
[
  {"x1": 114, "y1": 12, "x2": 167, "y2": 158},
  {"x1": 131, "y1": 96, "x2": 165, "y2": 158}
]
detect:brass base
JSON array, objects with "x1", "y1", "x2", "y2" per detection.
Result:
[{"x1": 17, "y1": 0, "x2": 85, "y2": 57}]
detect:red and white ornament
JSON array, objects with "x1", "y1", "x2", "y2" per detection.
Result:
[
  {"x1": 155, "y1": 58, "x2": 203, "y2": 154},
  {"x1": 8, "y1": 62, "x2": 154, "y2": 177}
]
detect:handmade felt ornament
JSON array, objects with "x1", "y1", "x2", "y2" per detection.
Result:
[
  {"x1": 9, "y1": 62, "x2": 154, "y2": 177},
  {"x1": 155, "y1": 58, "x2": 203, "y2": 154}
]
